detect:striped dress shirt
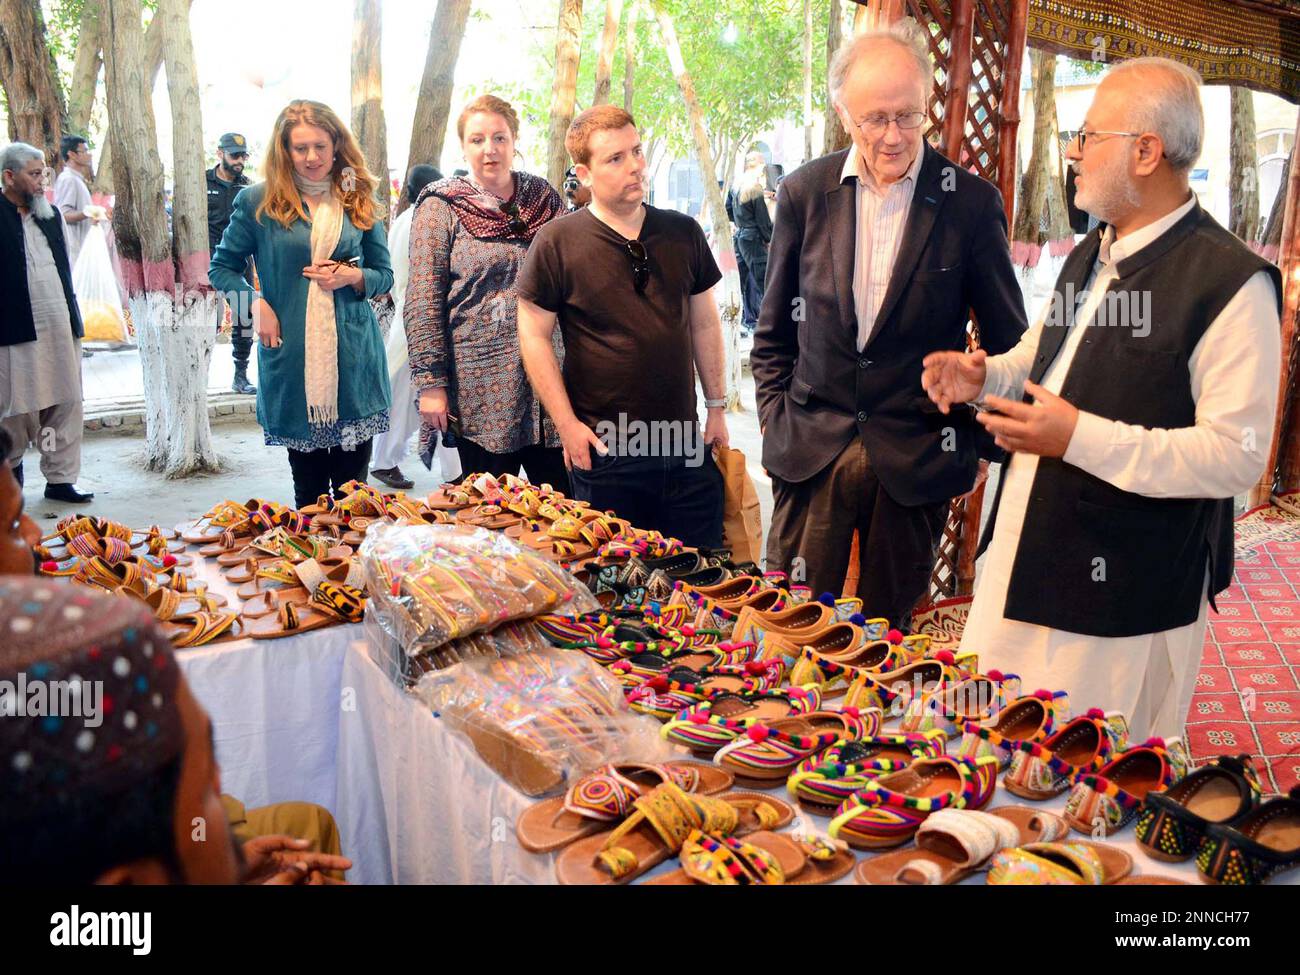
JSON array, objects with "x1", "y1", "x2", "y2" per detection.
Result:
[{"x1": 840, "y1": 146, "x2": 924, "y2": 351}]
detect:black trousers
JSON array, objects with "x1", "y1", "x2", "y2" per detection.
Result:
[
  {"x1": 765, "y1": 438, "x2": 947, "y2": 632},
  {"x1": 454, "y1": 438, "x2": 571, "y2": 496},
  {"x1": 567, "y1": 450, "x2": 724, "y2": 550},
  {"x1": 286, "y1": 439, "x2": 374, "y2": 509}
]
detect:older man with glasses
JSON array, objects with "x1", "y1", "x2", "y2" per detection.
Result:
[
  {"x1": 751, "y1": 20, "x2": 1025, "y2": 629},
  {"x1": 923, "y1": 57, "x2": 1282, "y2": 742}
]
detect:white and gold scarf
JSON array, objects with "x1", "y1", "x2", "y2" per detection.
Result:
[{"x1": 296, "y1": 173, "x2": 344, "y2": 426}]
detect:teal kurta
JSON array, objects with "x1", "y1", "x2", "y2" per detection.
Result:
[{"x1": 208, "y1": 183, "x2": 394, "y2": 446}]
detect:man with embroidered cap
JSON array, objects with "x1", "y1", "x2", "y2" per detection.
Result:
[
  {"x1": 0, "y1": 577, "x2": 352, "y2": 883},
  {"x1": 922, "y1": 58, "x2": 1282, "y2": 741},
  {"x1": 208, "y1": 132, "x2": 257, "y2": 395}
]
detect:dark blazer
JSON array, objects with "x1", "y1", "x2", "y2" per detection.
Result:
[
  {"x1": 750, "y1": 145, "x2": 1026, "y2": 507},
  {"x1": 0, "y1": 194, "x2": 84, "y2": 347}
]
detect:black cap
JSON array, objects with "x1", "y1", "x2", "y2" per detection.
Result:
[{"x1": 218, "y1": 133, "x2": 249, "y2": 155}]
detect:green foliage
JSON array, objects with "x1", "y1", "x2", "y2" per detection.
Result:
[{"x1": 501, "y1": 0, "x2": 827, "y2": 178}]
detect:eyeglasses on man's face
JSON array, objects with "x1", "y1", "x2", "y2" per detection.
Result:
[
  {"x1": 1073, "y1": 129, "x2": 1144, "y2": 151},
  {"x1": 854, "y1": 111, "x2": 927, "y2": 135}
]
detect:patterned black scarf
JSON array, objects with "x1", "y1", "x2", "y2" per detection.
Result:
[{"x1": 414, "y1": 171, "x2": 561, "y2": 243}]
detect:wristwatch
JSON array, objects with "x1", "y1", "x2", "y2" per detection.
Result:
[{"x1": 704, "y1": 397, "x2": 727, "y2": 409}]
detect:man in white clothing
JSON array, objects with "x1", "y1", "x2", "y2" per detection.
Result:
[
  {"x1": 52, "y1": 135, "x2": 101, "y2": 269},
  {"x1": 922, "y1": 58, "x2": 1282, "y2": 742}
]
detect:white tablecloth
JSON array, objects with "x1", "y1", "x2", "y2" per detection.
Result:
[{"x1": 172, "y1": 541, "x2": 1293, "y2": 886}]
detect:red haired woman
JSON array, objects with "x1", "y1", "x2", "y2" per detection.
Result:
[{"x1": 210, "y1": 100, "x2": 393, "y2": 507}]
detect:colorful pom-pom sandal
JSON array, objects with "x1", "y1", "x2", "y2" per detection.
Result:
[
  {"x1": 841, "y1": 650, "x2": 979, "y2": 714},
  {"x1": 625, "y1": 660, "x2": 785, "y2": 719},
  {"x1": 646, "y1": 829, "x2": 855, "y2": 886},
  {"x1": 553, "y1": 783, "x2": 794, "y2": 885},
  {"x1": 787, "y1": 729, "x2": 949, "y2": 813},
  {"x1": 1002, "y1": 709, "x2": 1128, "y2": 801},
  {"x1": 899, "y1": 669, "x2": 1022, "y2": 736},
  {"x1": 713, "y1": 707, "x2": 882, "y2": 786},
  {"x1": 987, "y1": 841, "x2": 1133, "y2": 885},
  {"x1": 856, "y1": 805, "x2": 1068, "y2": 885},
  {"x1": 1196, "y1": 786, "x2": 1300, "y2": 885},
  {"x1": 827, "y1": 754, "x2": 1000, "y2": 850},
  {"x1": 515, "y1": 761, "x2": 735, "y2": 854},
  {"x1": 661, "y1": 687, "x2": 823, "y2": 753},
  {"x1": 1063, "y1": 736, "x2": 1190, "y2": 837},
  {"x1": 787, "y1": 627, "x2": 927, "y2": 689},
  {"x1": 956, "y1": 688, "x2": 1070, "y2": 769},
  {"x1": 1135, "y1": 753, "x2": 1263, "y2": 863}
]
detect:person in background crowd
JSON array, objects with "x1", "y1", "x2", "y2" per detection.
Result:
[
  {"x1": 53, "y1": 134, "x2": 102, "y2": 269},
  {"x1": 518, "y1": 105, "x2": 729, "y2": 548},
  {"x1": 924, "y1": 58, "x2": 1282, "y2": 741},
  {"x1": 210, "y1": 100, "x2": 393, "y2": 509},
  {"x1": 0, "y1": 142, "x2": 95, "y2": 505},
  {"x1": 732, "y1": 152, "x2": 774, "y2": 338},
  {"x1": 406, "y1": 94, "x2": 567, "y2": 489},
  {"x1": 0, "y1": 576, "x2": 353, "y2": 884},
  {"x1": 207, "y1": 132, "x2": 257, "y2": 395},
  {"x1": 725, "y1": 180, "x2": 758, "y2": 334},
  {"x1": 563, "y1": 165, "x2": 591, "y2": 210},
  {"x1": 751, "y1": 22, "x2": 1025, "y2": 629},
  {"x1": 370, "y1": 163, "x2": 461, "y2": 490}
]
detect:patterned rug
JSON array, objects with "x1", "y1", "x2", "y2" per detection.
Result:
[{"x1": 911, "y1": 502, "x2": 1300, "y2": 795}]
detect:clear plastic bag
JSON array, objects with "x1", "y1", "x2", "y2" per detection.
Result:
[
  {"x1": 412, "y1": 645, "x2": 672, "y2": 796},
  {"x1": 361, "y1": 523, "x2": 600, "y2": 657},
  {"x1": 72, "y1": 223, "x2": 127, "y2": 342}
]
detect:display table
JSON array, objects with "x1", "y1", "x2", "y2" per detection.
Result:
[{"x1": 171, "y1": 537, "x2": 1295, "y2": 886}]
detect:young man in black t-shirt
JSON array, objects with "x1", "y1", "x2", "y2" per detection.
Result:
[{"x1": 517, "y1": 106, "x2": 728, "y2": 548}]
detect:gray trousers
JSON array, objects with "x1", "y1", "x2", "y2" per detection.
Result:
[{"x1": 3, "y1": 400, "x2": 84, "y2": 483}]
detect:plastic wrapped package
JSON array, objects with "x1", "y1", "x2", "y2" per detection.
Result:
[
  {"x1": 73, "y1": 224, "x2": 127, "y2": 342},
  {"x1": 361, "y1": 523, "x2": 600, "y2": 657},
  {"x1": 412, "y1": 646, "x2": 673, "y2": 797}
]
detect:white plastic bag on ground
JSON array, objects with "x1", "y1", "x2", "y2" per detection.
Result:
[{"x1": 72, "y1": 223, "x2": 127, "y2": 342}]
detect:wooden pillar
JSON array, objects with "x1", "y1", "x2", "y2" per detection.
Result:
[
  {"x1": 864, "y1": 0, "x2": 906, "y2": 29},
  {"x1": 1250, "y1": 110, "x2": 1300, "y2": 507},
  {"x1": 953, "y1": 0, "x2": 1028, "y2": 596},
  {"x1": 942, "y1": 0, "x2": 975, "y2": 163}
]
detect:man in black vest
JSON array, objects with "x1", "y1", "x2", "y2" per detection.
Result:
[
  {"x1": 0, "y1": 143, "x2": 94, "y2": 504},
  {"x1": 207, "y1": 132, "x2": 255, "y2": 395},
  {"x1": 922, "y1": 58, "x2": 1282, "y2": 741},
  {"x1": 752, "y1": 22, "x2": 1026, "y2": 629}
]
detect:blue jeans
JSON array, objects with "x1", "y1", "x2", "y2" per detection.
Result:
[{"x1": 568, "y1": 449, "x2": 724, "y2": 550}]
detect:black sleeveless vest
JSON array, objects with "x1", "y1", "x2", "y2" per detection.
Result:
[{"x1": 981, "y1": 203, "x2": 1281, "y2": 638}]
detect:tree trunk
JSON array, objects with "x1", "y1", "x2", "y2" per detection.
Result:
[
  {"x1": 106, "y1": 0, "x2": 177, "y2": 473},
  {"x1": 1229, "y1": 86, "x2": 1260, "y2": 244},
  {"x1": 351, "y1": 0, "x2": 389, "y2": 226},
  {"x1": 623, "y1": 0, "x2": 638, "y2": 113},
  {"x1": 802, "y1": 0, "x2": 814, "y2": 162},
  {"x1": 824, "y1": 0, "x2": 849, "y2": 155},
  {"x1": 0, "y1": 0, "x2": 68, "y2": 164},
  {"x1": 1011, "y1": 50, "x2": 1066, "y2": 263},
  {"x1": 401, "y1": 0, "x2": 472, "y2": 217},
  {"x1": 546, "y1": 0, "x2": 585, "y2": 192},
  {"x1": 653, "y1": 3, "x2": 740, "y2": 409},
  {"x1": 593, "y1": 0, "x2": 622, "y2": 106},
  {"x1": 93, "y1": 4, "x2": 185, "y2": 196},
  {"x1": 158, "y1": 0, "x2": 218, "y2": 476},
  {"x1": 68, "y1": 1, "x2": 105, "y2": 137},
  {"x1": 1262, "y1": 147, "x2": 1291, "y2": 259}
]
